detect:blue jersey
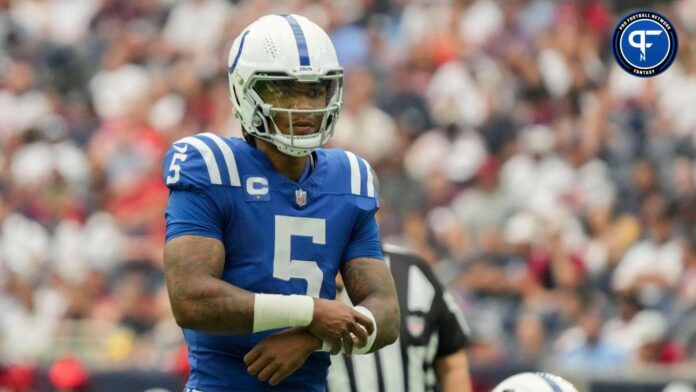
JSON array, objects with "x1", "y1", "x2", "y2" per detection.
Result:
[{"x1": 163, "y1": 133, "x2": 383, "y2": 392}]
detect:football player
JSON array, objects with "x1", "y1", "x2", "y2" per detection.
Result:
[{"x1": 162, "y1": 14, "x2": 400, "y2": 392}]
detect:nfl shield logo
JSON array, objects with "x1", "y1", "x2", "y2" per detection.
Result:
[
  {"x1": 407, "y1": 315, "x2": 425, "y2": 337},
  {"x1": 295, "y1": 189, "x2": 307, "y2": 207}
]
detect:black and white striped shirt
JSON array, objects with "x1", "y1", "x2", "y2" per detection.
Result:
[{"x1": 327, "y1": 245, "x2": 471, "y2": 392}]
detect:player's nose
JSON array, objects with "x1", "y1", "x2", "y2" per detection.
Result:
[
  {"x1": 293, "y1": 87, "x2": 326, "y2": 109},
  {"x1": 292, "y1": 93, "x2": 315, "y2": 110}
]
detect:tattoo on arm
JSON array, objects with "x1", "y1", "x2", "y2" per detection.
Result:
[
  {"x1": 340, "y1": 258, "x2": 400, "y2": 350},
  {"x1": 164, "y1": 235, "x2": 254, "y2": 334}
]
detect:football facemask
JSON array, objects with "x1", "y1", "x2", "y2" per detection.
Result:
[{"x1": 245, "y1": 74, "x2": 342, "y2": 156}]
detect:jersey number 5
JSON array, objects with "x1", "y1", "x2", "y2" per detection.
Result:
[
  {"x1": 274, "y1": 216, "x2": 325, "y2": 298},
  {"x1": 166, "y1": 152, "x2": 188, "y2": 184}
]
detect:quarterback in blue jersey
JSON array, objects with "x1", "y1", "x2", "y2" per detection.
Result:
[{"x1": 162, "y1": 14, "x2": 400, "y2": 392}]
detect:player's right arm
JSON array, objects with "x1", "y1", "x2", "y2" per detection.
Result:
[
  {"x1": 163, "y1": 136, "x2": 257, "y2": 333},
  {"x1": 164, "y1": 234, "x2": 255, "y2": 333}
]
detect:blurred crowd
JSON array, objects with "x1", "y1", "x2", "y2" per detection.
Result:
[{"x1": 1, "y1": 0, "x2": 696, "y2": 389}]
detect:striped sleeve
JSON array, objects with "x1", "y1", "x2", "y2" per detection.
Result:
[
  {"x1": 163, "y1": 133, "x2": 241, "y2": 190},
  {"x1": 343, "y1": 151, "x2": 378, "y2": 200},
  {"x1": 340, "y1": 150, "x2": 382, "y2": 263}
]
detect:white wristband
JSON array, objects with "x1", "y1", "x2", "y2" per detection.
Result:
[
  {"x1": 320, "y1": 305, "x2": 377, "y2": 355},
  {"x1": 253, "y1": 293, "x2": 314, "y2": 333}
]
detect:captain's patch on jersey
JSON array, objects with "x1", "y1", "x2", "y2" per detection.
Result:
[{"x1": 244, "y1": 176, "x2": 270, "y2": 201}]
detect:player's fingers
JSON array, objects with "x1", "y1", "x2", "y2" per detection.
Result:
[
  {"x1": 256, "y1": 361, "x2": 280, "y2": 382},
  {"x1": 268, "y1": 370, "x2": 286, "y2": 386},
  {"x1": 268, "y1": 362, "x2": 301, "y2": 386},
  {"x1": 349, "y1": 322, "x2": 368, "y2": 348},
  {"x1": 328, "y1": 337, "x2": 342, "y2": 355},
  {"x1": 342, "y1": 330, "x2": 354, "y2": 355},
  {"x1": 243, "y1": 346, "x2": 263, "y2": 366},
  {"x1": 353, "y1": 311, "x2": 375, "y2": 335},
  {"x1": 246, "y1": 354, "x2": 272, "y2": 376}
]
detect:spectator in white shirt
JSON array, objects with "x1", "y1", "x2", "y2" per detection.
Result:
[{"x1": 613, "y1": 197, "x2": 683, "y2": 304}]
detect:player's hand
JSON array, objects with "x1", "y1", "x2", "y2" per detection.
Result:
[
  {"x1": 244, "y1": 327, "x2": 321, "y2": 386},
  {"x1": 307, "y1": 298, "x2": 373, "y2": 355}
]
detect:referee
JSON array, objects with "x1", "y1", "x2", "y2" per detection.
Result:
[{"x1": 327, "y1": 244, "x2": 473, "y2": 392}]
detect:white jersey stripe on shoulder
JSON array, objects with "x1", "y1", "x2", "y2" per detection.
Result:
[
  {"x1": 361, "y1": 158, "x2": 375, "y2": 197},
  {"x1": 175, "y1": 136, "x2": 222, "y2": 185},
  {"x1": 345, "y1": 151, "x2": 361, "y2": 195},
  {"x1": 200, "y1": 132, "x2": 241, "y2": 187},
  {"x1": 443, "y1": 291, "x2": 472, "y2": 336}
]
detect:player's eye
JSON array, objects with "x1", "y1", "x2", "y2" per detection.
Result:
[{"x1": 308, "y1": 88, "x2": 321, "y2": 98}]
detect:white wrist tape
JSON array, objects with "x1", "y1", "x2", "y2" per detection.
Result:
[
  {"x1": 253, "y1": 293, "x2": 314, "y2": 333},
  {"x1": 320, "y1": 305, "x2": 377, "y2": 355}
]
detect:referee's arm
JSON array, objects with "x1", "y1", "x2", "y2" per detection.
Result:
[{"x1": 435, "y1": 350, "x2": 473, "y2": 392}]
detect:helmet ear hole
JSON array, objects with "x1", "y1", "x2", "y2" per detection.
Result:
[
  {"x1": 252, "y1": 113, "x2": 273, "y2": 136},
  {"x1": 328, "y1": 112, "x2": 337, "y2": 128}
]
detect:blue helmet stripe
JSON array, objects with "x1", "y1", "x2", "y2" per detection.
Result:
[
  {"x1": 229, "y1": 30, "x2": 250, "y2": 74},
  {"x1": 537, "y1": 373, "x2": 563, "y2": 392},
  {"x1": 281, "y1": 15, "x2": 310, "y2": 66}
]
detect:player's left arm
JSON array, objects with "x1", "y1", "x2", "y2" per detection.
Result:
[{"x1": 340, "y1": 257, "x2": 400, "y2": 352}]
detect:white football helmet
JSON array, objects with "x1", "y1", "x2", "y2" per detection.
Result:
[
  {"x1": 492, "y1": 372, "x2": 579, "y2": 392},
  {"x1": 227, "y1": 14, "x2": 343, "y2": 157}
]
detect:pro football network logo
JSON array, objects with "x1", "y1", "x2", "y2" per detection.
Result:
[{"x1": 612, "y1": 10, "x2": 678, "y2": 77}]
